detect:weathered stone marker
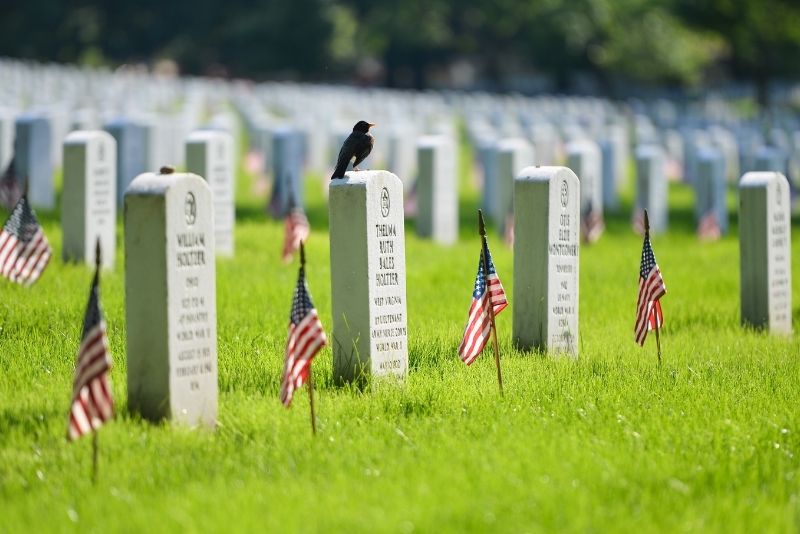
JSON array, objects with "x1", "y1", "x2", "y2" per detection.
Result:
[
  {"x1": 124, "y1": 169, "x2": 218, "y2": 427},
  {"x1": 62, "y1": 131, "x2": 117, "y2": 268},
  {"x1": 634, "y1": 144, "x2": 668, "y2": 233},
  {"x1": 416, "y1": 135, "x2": 457, "y2": 244},
  {"x1": 495, "y1": 138, "x2": 533, "y2": 234},
  {"x1": 329, "y1": 170, "x2": 408, "y2": 383},
  {"x1": 739, "y1": 172, "x2": 792, "y2": 334},
  {"x1": 695, "y1": 146, "x2": 728, "y2": 235},
  {"x1": 105, "y1": 118, "x2": 149, "y2": 207},
  {"x1": 513, "y1": 166, "x2": 580, "y2": 356},
  {"x1": 269, "y1": 126, "x2": 304, "y2": 217},
  {"x1": 185, "y1": 130, "x2": 235, "y2": 256},
  {"x1": 14, "y1": 114, "x2": 53, "y2": 209}
]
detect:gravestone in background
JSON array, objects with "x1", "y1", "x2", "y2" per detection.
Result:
[
  {"x1": 186, "y1": 130, "x2": 235, "y2": 256},
  {"x1": 329, "y1": 170, "x2": 408, "y2": 384},
  {"x1": 739, "y1": 172, "x2": 792, "y2": 335},
  {"x1": 270, "y1": 126, "x2": 304, "y2": 217},
  {"x1": 14, "y1": 113, "x2": 53, "y2": 209},
  {"x1": 634, "y1": 144, "x2": 668, "y2": 233},
  {"x1": 495, "y1": 138, "x2": 533, "y2": 235},
  {"x1": 416, "y1": 135, "x2": 457, "y2": 244},
  {"x1": 105, "y1": 118, "x2": 149, "y2": 206},
  {"x1": 695, "y1": 146, "x2": 728, "y2": 235},
  {"x1": 476, "y1": 138, "x2": 498, "y2": 216},
  {"x1": 0, "y1": 108, "x2": 16, "y2": 171},
  {"x1": 124, "y1": 169, "x2": 218, "y2": 428},
  {"x1": 62, "y1": 131, "x2": 116, "y2": 268},
  {"x1": 513, "y1": 166, "x2": 580, "y2": 357}
]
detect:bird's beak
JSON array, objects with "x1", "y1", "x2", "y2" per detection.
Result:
[{"x1": 368, "y1": 123, "x2": 376, "y2": 128}]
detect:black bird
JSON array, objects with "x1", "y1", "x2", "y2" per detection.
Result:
[{"x1": 331, "y1": 120, "x2": 375, "y2": 179}]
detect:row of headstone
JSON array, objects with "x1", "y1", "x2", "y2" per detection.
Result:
[{"x1": 85, "y1": 160, "x2": 794, "y2": 431}]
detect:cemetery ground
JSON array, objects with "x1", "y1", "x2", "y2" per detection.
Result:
[{"x1": 1, "y1": 139, "x2": 799, "y2": 533}]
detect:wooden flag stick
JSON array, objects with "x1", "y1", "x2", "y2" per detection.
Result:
[
  {"x1": 300, "y1": 241, "x2": 317, "y2": 435},
  {"x1": 92, "y1": 430, "x2": 99, "y2": 485},
  {"x1": 478, "y1": 210, "x2": 503, "y2": 395},
  {"x1": 92, "y1": 238, "x2": 102, "y2": 484},
  {"x1": 643, "y1": 210, "x2": 662, "y2": 366}
]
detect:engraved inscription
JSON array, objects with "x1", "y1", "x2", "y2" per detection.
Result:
[{"x1": 550, "y1": 178, "x2": 578, "y2": 351}]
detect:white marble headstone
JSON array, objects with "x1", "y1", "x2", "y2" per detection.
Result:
[
  {"x1": 495, "y1": 138, "x2": 533, "y2": 233},
  {"x1": 124, "y1": 170, "x2": 218, "y2": 427},
  {"x1": 416, "y1": 136, "x2": 457, "y2": 244},
  {"x1": 14, "y1": 114, "x2": 54, "y2": 209},
  {"x1": 62, "y1": 131, "x2": 117, "y2": 268},
  {"x1": 739, "y1": 172, "x2": 792, "y2": 335},
  {"x1": 329, "y1": 170, "x2": 408, "y2": 384},
  {"x1": 513, "y1": 166, "x2": 580, "y2": 356},
  {"x1": 185, "y1": 130, "x2": 235, "y2": 256},
  {"x1": 634, "y1": 144, "x2": 668, "y2": 233}
]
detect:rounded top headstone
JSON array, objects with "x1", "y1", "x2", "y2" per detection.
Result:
[
  {"x1": 516, "y1": 165, "x2": 580, "y2": 186},
  {"x1": 125, "y1": 170, "x2": 210, "y2": 198},
  {"x1": 739, "y1": 171, "x2": 789, "y2": 189},
  {"x1": 63, "y1": 130, "x2": 115, "y2": 146}
]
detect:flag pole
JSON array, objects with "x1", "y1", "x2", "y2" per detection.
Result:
[
  {"x1": 643, "y1": 210, "x2": 662, "y2": 366},
  {"x1": 300, "y1": 241, "x2": 317, "y2": 435},
  {"x1": 92, "y1": 238, "x2": 102, "y2": 484},
  {"x1": 478, "y1": 210, "x2": 503, "y2": 395}
]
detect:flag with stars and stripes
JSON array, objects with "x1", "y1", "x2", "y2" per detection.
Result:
[
  {"x1": 634, "y1": 232, "x2": 666, "y2": 346},
  {"x1": 0, "y1": 157, "x2": 22, "y2": 210},
  {"x1": 458, "y1": 242, "x2": 508, "y2": 365},
  {"x1": 280, "y1": 265, "x2": 327, "y2": 407},
  {"x1": 281, "y1": 208, "x2": 310, "y2": 264},
  {"x1": 68, "y1": 265, "x2": 113, "y2": 440},
  {"x1": 0, "y1": 195, "x2": 51, "y2": 286}
]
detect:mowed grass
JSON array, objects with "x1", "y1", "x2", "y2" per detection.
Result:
[{"x1": 1, "y1": 135, "x2": 799, "y2": 533}]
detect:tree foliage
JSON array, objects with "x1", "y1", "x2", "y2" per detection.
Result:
[{"x1": 0, "y1": 0, "x2": 799, "y2": 94}]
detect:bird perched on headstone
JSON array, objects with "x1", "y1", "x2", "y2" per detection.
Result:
[{"x1": 331, "y1": 121, "x2": 375, "y2": 179}]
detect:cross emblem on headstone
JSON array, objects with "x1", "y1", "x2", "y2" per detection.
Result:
[
  {"x1": 380, "y1": 187, "x2": 390, "y2": 217},
  {"x1": 185, "y1": 192, "x2": 197, "y2": 225}
]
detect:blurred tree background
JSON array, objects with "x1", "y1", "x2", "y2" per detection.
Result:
[{"x1": 2, "y1": 0, "x2": 800, "y2": 101}]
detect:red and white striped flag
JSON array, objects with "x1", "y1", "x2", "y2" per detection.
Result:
[
  {"x1": 581, "y1": 208, "x2": 605, "y2": 244},
  {"x1": 68, "y1": 266, "x2": 113, "y2": 440},
  {"x1": 458, "y1": 242, "x2": 508, "y2": 365},
  {"x1": 280, "y1": 265, "x2": 327, "y2": 407},
  {"x1": 0, "y1": 195, "x2": 51, "y2": 286},
  {"x1": 697, "y1": 211, "x2": 721, "y2": 241},
  {"x1": 634, "y1": 231, "x2": 666, "y2": 346},
  {"x1": 0, "y1": 157, "x2": 22, "y2": 210},
  {"x1": 282, "y1": 208, "x2": 310, "y2": 264}
]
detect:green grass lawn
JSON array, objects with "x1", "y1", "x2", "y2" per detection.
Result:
[{"x1": 1, "y1": 136, "x2": 799, "y2": 532}]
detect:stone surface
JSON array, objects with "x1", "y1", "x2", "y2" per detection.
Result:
[
  {"x1": 513, "y1": 166, "x2": 580, "y2": 356},
  {"x1": 566, "y1": 139, "x2": 602, "y2": 216},
  {"x1": 739, "y1": 172, "x2": 792, "y2": 334},
  {"x1": 14, "y1": 113, "x2": 53, "y2": 209},
  {"x1": 599, "y1": 139, "x2": 619, "y2": 211},
  {"x1": 270, "y1": 126, "x2": 304, "y2": 217},
  {"x1": 61, "y1": 131, "x2": 117, "y2": 268},
  {"x1": 476, "y1": 138, "x2": 498, "y2": 216},
  {"x1": 329, "y1": 170, "x2": 408, "y2": 384},
  {"x1": 185, "y1": 130, "x2": 235, "y2": 256},
  {"x1": 105, "y1": 118, "x2": 149, "y2": 206},
  {"x1": 124, "y1": 171, "x2": 218, "y2": 427},
  {"x1": 634, "y1": 144, "x2": 668, "y2": 233},
  {"x1": 0, "y1": 108, "x2": 16, "y2": 171},
  {"x1": 695, "y1": 146, "x2": 728, "y2": 234},
  {"x1": 495, "y1": 138, "x2": 533, "y2": 233},
  {"x1": 415, "y1": 135, "x2": 457, "y2": 244}
]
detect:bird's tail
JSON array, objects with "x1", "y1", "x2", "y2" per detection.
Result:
[{"x1": 331, "y1": 161, "x2": 348, "y2": 180}]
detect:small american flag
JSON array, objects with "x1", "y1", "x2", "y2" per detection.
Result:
[
  {"x1": 581, "y1": 208, "x2": 605, "y2": 244},
  {"x1": 0, "y1": 157, "x2": 22, "y2": 210},
  {"x1": 282, "y1": 208, "x2": 310, "y2": 264},
  {"x1": 280, "y1": 264, "x2": 327, "y2": 407},
  {"x1": 697, "y1": 211, "x2": 721, "y2": 241},
  {"x1": 0, "y1": 195, "x2": 51, "y2": 286},
  {"x1": 458, "y1": 242, "x2": 508, "y2": 365},
  {"x1": 68, "y1": 266, "x2": 113, "y2": 440},
  {"x1": 634, "y1": 231, "x2": 666, "y2": 346}
]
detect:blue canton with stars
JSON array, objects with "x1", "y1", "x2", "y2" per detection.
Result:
[
  {"x1": 472, "y1": 243, "x2": 498, "y2": 299},
  {"x1": 639, "y1": 235, "x2": 658, "y2": 279},
  {"x1": 290, "y1": 269, "x2": 315, "y2": 325}
]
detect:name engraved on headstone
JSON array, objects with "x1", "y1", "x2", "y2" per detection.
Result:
[
  {"x1": 513, "y1": 166, "x2": 580, "y2": 356},
  {"x1": 329, "y1": 171, "x2": 408, "y2": 383},
  {"x1": 125, "y1": 171, "x2": 217, "y2": 427},
  {"x1": 739, "y1": 171, "x2": 792, "y2": 335},
  {"x1": 62, "y1": 131, "x2": 117, "y2": 267}
]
